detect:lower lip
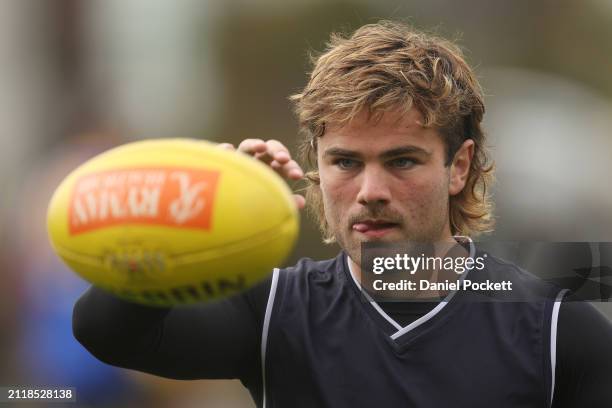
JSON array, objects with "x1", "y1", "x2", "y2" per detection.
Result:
[{"x1": 352, "y1": 225, "x2": 398, "y2": 238}]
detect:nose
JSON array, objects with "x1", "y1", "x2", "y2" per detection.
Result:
[{"x1": 356, "y1": 165, "x2": 392, "y2": 206}]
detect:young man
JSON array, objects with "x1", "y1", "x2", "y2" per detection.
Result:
[{"x1": 74, "y1": 21, "x2": 612, "y2": 407}]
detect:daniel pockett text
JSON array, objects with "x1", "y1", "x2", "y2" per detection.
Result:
[{"x1": 360, "y1": 242, "x2": 514, "y2": 301}]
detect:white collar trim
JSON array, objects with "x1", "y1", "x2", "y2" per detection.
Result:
[{"x1": 347, "y1": 236, "x2": 476, "y2": 340}]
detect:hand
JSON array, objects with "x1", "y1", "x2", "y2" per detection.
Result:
[{"x1": 217, "y1": 139, "x2": 306, "y2": 210}]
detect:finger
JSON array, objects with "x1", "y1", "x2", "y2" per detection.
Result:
[
  {"x1": 252, "y1": 140, "x2": 290, "y2": 165},
  {"x1": 237, "y1": 139, "x2": 267, "y2": 156},
  {"x1": 238, "y1": 139, "x2": 301, "y2": 177},
  {"x1": 254, "y1": 150, "x2": 275, "y2": 164},
  {"x1": 272, "y1": 150, "x2": 290, "y2": 164},
  {"x1": 264, "y1": 140, "x2": 291, "y2": 161},
  {"x1": 281, "y1": 159, "x2": 305, "y2": 180},
  {"x1": 262, "y1": 140, "x2": 300, "y2": 174},
  {"x1": 293, "y1": 194, "x2": 306, "y2": 210},
  {"x1": 216, "y1": 143, "x2": 235, "y2": 151},
  {"x1": 268, "y1": 158, "x2": 304, "y2": 180}
]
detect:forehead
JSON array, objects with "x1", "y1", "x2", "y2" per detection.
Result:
[{"x1": 320, "y1": 107, "x2": 443, "y2": 153}]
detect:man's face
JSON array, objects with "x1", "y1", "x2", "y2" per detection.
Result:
[{"x1": 317, "y1": 107, "x2": 455, "y2": 264}]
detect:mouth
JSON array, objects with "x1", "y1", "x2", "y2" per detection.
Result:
[{"x1": 352, "y1": 219, "x2": 400, "y2": 239}]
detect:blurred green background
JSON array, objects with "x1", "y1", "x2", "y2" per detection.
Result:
[{"x1": 1, "y1": 0, "x2": 611, "y2": 406}]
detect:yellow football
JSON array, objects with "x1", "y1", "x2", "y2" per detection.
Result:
[{"x1": 47, "y1": 138, "x2": 299, "y2": 306}]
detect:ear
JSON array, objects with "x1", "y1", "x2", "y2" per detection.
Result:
[{"x1": 449, "y1": 139, "x2": 474, "y2": 196}]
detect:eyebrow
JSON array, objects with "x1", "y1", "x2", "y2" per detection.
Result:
[{"x1": 322, "y1": 145, "x2": 432, "y2": 159}]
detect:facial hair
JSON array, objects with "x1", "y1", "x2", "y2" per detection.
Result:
[{"x1": 326, "y1": 186, "x2": 450, "y2": 267}]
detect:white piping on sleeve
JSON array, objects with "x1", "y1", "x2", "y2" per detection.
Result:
[
  {"x1": 550, "y1": 288, "x2": 569, "y2": 406},
  {"x1": 261, "y1": 268, "x2": 280, "y2": 408}
]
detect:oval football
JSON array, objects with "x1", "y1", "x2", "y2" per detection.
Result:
[{"x1": 47, "y1": 138, "x2": 299, "y2": 306}]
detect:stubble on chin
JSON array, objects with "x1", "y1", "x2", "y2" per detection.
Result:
[{"x1": 337, "y1": 228, "x2": 361, "y2": 266}]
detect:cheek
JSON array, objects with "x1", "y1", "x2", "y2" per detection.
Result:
[
  {"x1": 320, "y1": 181, "x2": 343, "y2": 217},
  {"x1": 396, "y1": 172, "x2": 449, "y2": 213},
  {"x1": 396, "y1": 181, "x2": 428, "y2": 211},
  {"x1": 320, "y1": 172, "x2": 354, "y2": 218}
]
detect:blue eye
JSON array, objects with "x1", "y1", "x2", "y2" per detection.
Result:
[
  {"x1": 335, "y1": 158, "x2": 358, "y2": 169},
  {"x1": 390, "y1": 157, "x2": 416, "y2": 169}
]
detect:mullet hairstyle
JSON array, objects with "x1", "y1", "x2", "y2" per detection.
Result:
[{"x1": 290, "y1": 20, "x2": 495, "y2": 243}]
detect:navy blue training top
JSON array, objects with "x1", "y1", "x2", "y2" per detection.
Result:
[{"x1": 262, "y1": 251, "x2": 562, "y2": 407}]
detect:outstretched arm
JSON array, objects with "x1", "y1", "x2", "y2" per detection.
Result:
[{"x1": 73, "y1": 276, "x2": 271, "y2": 384}]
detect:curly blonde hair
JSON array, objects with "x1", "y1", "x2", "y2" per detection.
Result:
[{"x1": 290, "y1": 20, "x2": 494, "y2": 242}]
